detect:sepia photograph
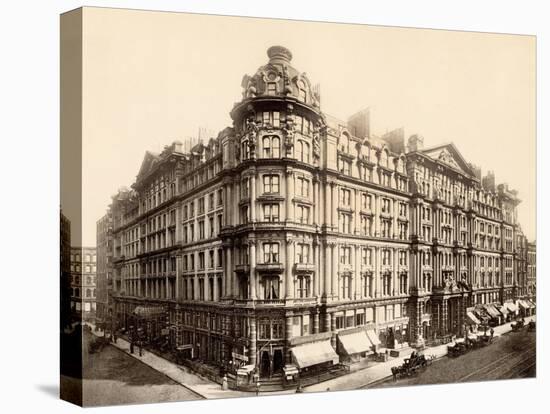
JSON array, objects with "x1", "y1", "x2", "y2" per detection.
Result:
[{"x1": 59, "y1": 6, "x2": 536, "y2": 408}]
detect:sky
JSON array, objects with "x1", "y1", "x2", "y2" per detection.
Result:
[{"x1": 74, "y1": 7, "x2": 535, "y2": 246}]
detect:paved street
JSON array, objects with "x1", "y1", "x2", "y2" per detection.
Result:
[
  {"x1": 61, "y1": 331, "x2": 202, "y2": 407},
  {"x1": 370, "y1": 329, "x2": 536, "y2": 389}
]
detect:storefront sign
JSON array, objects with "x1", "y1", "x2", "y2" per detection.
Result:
[{"x1": 232, "y1": 352, "x2": 249, "y2": 362}]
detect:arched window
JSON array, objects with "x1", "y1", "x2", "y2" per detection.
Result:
[
  {"x1": 241, "y1": 138, "x2": 249, "y2": 160},
  {"x1": 86, "y1": 288, "x2": 91, "y2": 298},
  {"x1": 340, "y1": 133, "x2": 350, "y2": 153},
  {"x1": 380, "y1": 149, "x2": 388, "y2": 167},
  {"x1": 262, "y1": 136, "x2": 280, "y2": 158}
]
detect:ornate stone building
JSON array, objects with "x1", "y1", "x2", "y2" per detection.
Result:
[{"x1": 106, "y1": 46, "x2": 532, "y2": 382}]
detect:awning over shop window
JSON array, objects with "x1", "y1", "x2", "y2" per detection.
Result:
[
  {"x1": 483, "y1": 304, "x2": 501, "y2": 318},
  {"x1": 526, "y1": 300, "x2": 536, "y2": 308},
  {"x1": 496, "y1": 305, "x2": 509, "y2": 316},
  {"x1": 338, "y1": 331, "x2": 372, "y2": 355},
  {"x1": 291, "y1": 340, "x2": 339, "y2": 369},
  {"x1": 503, "y1": 302, "x2": 519, "y2": 313},
  {"x1": 283, "y1": 365, "x2": 299, "y2": 376},
  {"x1": 366, "y1": 329, "x2": 381, "y2": 346},
  {"x1": 518, "y1": 300, "x2": 534, "y2": 309},
  {"x1": 466, "y1": 311, "x2": 481, "y2": 325},
  {"x1": 237, "y1": 365, "x2": 255, "y2": 375}
]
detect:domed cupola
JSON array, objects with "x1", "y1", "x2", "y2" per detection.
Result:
[{"x1": 239, "y1": 46, "x2": 320, "y2": 109}]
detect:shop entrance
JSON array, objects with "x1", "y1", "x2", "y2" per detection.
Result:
[
  {"x1": 273, "y1": 349, "x2": 284, "y2": 374},
  {"x1": 260, "y1": 351, "x2": 270, "y2": 377}
]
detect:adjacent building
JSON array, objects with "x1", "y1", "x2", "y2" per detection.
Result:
[
  {"x1": 60, "y1": 211, "x2": 72, "y2": 330},
  {"x1": 527, "y1": 241, "x2": 536, "y2": 301},
  {"x1": 96, "y1": 212, "x2": 114, "y2": 326},
  {"x1": 70, "y1": 247, "x2": 97, "y2": 322},
  {"x1": 103, "y1": 46, "x2": 534, "y2": 383}
]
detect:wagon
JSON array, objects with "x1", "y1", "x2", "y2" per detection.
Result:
[
  {"x1": 527, "y1": 321, "x2": 536, "y2": 332},
  {"x1": 511, "y1": 319, "x2": 525, "y2": 332}
]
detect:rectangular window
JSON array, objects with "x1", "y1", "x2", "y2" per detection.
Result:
[
  {"x1": 296, "y1": 244, "x2": 310, "y2": 264},
  {"x1": 296, "y1": 205, "x2": 310, "y2": 224},
  {"x1": 263, "y1": 174, "x2": 280, "y2": 194},
  {"x1": 263, "y1": 203, "x2": 280, "y2": 222},
  {"x1": 263, "y1": 243, "x2": 279, "y2": 263}
]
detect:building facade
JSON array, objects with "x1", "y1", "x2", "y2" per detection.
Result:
[
  {"x1": 527, "y1": 241, "x2": 536, "y2": 301},
  {"x1": 70, "y1": 247, "x2": 97, "y2": 322},
  {"x1": 106, "y1": 46, "x2": 533, "y2": 382},
  {"x1": 60, "y1": 211, "x2": 72, "y2": 330},
  {"x1": 96, "y1": 212, "x2": 114, "y2": 325}
]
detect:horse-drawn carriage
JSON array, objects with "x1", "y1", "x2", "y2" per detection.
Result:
[
  {"x1": 88, "y1": 336, "x2": 109, "y2": 354},
  {"x1": 527, "y1": 321, "x2": 536, "y2": 332},
  {"x1": 391, "y1": 353, "x2": 434, "y2": 380},
  {"x1": 447, "y1": 341, "x2": 470, "y2": 358},
  {"x1": 511, "y1": 319, "x2": 525, "y2": 332}
]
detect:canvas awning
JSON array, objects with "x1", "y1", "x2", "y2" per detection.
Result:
[
  {"x1": 366, "y1": 329, "x2": 381, "y2": 346},
  {"x1": 237, "y1": 364, "x2": 255, "y2": 375},
  {"x1": 526, "y1": 300, "x2": 536, "y2": 308},
  {"x1": 504, "y1": 302, "x2": 519, "y2": 313},
  {"x1": 283, "y1": 365, "x2": 299, "y2": 375},
  {"x1": 291, "y1": 340, "x2": 339, "y2": 369},
  {"x1": 518, "y1": 300, "x2": 534, "y2": 309},
  {"x1": 496, "y1": 305, "x2": 509, "y2": 316},
  {"x1": 338, "y1": 331, "x2": 372, "y2": 355},
  {"x1": 483, "y1": 304, "x2": 501, "y2": 318},
  {"x1": 466, "y1": 311, "x2": 481, "y2": 325}
]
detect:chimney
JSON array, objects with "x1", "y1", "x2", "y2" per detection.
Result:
[
  {"x1": 408, "y1": 134, "x2": 424, "y2": 152},
  {"x1": 347, "y1": 108, "x2": 370, "y2": 139},
  {"x1": 173, "y1": 140, "x2": 183, "y2": 153},
  {"x1": 482, "y1": 171, "x2": 496, "y2": 192}
]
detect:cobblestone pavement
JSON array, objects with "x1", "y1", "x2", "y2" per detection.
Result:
[{"x1": 61, "y1": 330, "x2": 202, "y2": 407}]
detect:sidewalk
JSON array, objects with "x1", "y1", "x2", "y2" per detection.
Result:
[
  {"x1": 303, "y1": 315, "x2": 536, "y2": 393},
  {"x1": 88, "y1": 315, "x2": 535, "y2": 398},
  {"x1": 90, "y1": 329, "x2": 261, "y2": 400}
]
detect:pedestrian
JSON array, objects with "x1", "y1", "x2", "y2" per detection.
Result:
[
  {"x1": 138, "y1": 341, "x2": 143, "y2": 357},
  {"x1": 255, "y1": 381, "x2": 260, "y2": 396},
  {"x1": 490, "y1": 328, "x2": 494, "y2": 339},
  {"x1": 222, "y1": 375, "x2": 228, "y2": 390},
  {"x1": 130, "y1": 341, "x2": 134, "y2": 354},
  {"x1": 295, "y1": 384, "x2": 303, "y2": 393},
  {"x1": 113, "y1": 331, "x2": 118, "y2": 344}
]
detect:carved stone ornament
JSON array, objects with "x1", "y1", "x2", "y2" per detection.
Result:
[
  {"x1": 283, "y1": 119, "x2": 295, "y2": 155},
  {"x1": 246, "y1": 117, "x2": 259, "y2": 158},
  {"x1": 312, "y1": 122, "x2": 321, "y2": 159}
]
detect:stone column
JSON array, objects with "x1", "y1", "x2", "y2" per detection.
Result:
[
  {"x1": 324, "y1": 311, "x2": 331, "y2": 333},
  {"x1": 324, "y1": 242, "x2": 331, "y2": 298},
  {"x1": 331, "y1": 182, "x2": 338, "y2": 230},
  {"x1": 285, "y1": 238, "x2": 294, "y2": 299},
  {"x1": 250, "y1": 241, "x2": 257, "y2": 300},
  {"x1": 285, "y1": 311, "x2": 294, "y2": 364},
  {"x1": 313, "y1": 310, "x2": 320, "y2": 334},
  {"x1": 331, "y1": 243, "x2": 338, "y2": 297},
  {"x1": 354, "y1": 189, "x2": 360, "y2": 235},
  {"x1": 285, "y1": 168, "x2": 294, "y2": 222},
  {"x1": 374, "y1": 247, "x2": 380, "y2": 297},
  {"x1": 375, "y1": 195, "x2": 381, "y2": 237},
  {"x1": 249, "y1": 316, "x2": 257, "y2": 367},
  {"x1": 330, "y1": 312, "x2": 336, "y2": 348},
  {"x1": 354, "y1": 245, "x2": 360, "y2": 299},
  {"x1": 313, "y1": 178, "x2": 320, "y2": 226},
  {"x1": 441, "y1": 300, "x2": 448, "y2": 335},
  {"x1": 312, "y1": 241, "x2": 319, "y2": 297},
  {"x1": 250, "y1": 173, "x2": 256, "y2": 223}
]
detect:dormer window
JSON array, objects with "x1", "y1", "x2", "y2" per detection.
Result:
[{"x1": 267, "y1": 82, "x2": 277, "y2": 95}]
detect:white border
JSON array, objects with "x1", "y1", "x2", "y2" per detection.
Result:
[{"x1": 0, "y1": 1, "x2": 546, "y2": 413}]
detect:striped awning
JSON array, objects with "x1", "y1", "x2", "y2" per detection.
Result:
[
  {"x1": 466, "y1": 311, "x2": 481, "y2": 325},
  {"x1": 518, "y1": 300, "x2": 534, "y2": 309},
  {"x1": 484, "y1": 304, "x2": 501, "y2": 318}
]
